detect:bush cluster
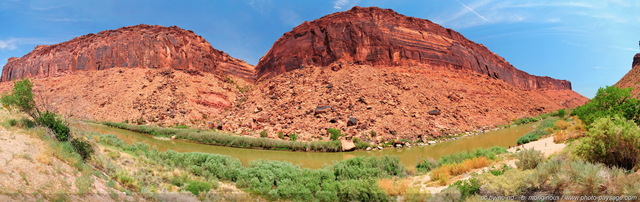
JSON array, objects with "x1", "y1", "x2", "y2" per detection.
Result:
[
  {"x1": 37, "y1": 111, "x2": 71, "y2": 141},
  {"x1": 98, "y1": 134, "x2": 404, "y2": 201},
  {"x1": 571, "y1": 86, "x2": 640, "y2": 125},
  {"x1": 185, "y1": 180, "x2": 212, "y2": 196},
  {"x1": 71, "y1": 139, "x2": 94, "y2": 161},
  {"x1": 448, "y1": 178, "x2": 480, "y2": 199},
  {"x1": 104, "y1": 122, "x2": 342, "y2": 152},
  {"x1": 576, "y1": 116, "x2": 640, "y2": 170},
  {"x1": 515, "y1": 149, "x2": 544, "y2": 170}
]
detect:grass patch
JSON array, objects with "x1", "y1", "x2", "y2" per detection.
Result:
[
  {"x1": 516, "y1": 118, "x2": 558, "y2": 145},
  {"x1": 377, "y1": 178, "x2": 409, "y2": 196},
  {"x1": 103, "y1": 122, "x2": 342, "y2": 152},
  {"x1": 429, "y1": 157, "x2": 490, "y2": 185}
]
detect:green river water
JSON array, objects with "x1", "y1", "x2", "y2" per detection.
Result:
[{"x1": 78, "y1": 123, "x2": 534, "y2": 169}]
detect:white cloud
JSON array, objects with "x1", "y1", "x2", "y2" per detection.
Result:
[
  {"x1": 0, "y1": 39, "x2": 18, "y2": 50},
  {"x1": 0, "y1": 38, "x2": 53, "y2": 51},
  {"x1": 333, "y1": 0, "x2": 360, "y2": 10}
]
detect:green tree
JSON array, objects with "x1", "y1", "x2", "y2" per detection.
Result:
[
  {"x1": 0, "y1": 78, "x2": 39, "y2": 119},
  {"x1": 571, "y1": 86, "x2": 640, "y2": 125},
  {"x1": 576, "y1": 116, "x2": 640, "y2": 170}
]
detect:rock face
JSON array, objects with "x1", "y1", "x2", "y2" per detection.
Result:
[
  {"x1": 615, "y1": 53, "x2": 640, "y2": 97},
  {"x1": 256, "y1": 6, "x2": 571, "y2": 90},
  {"x1": 1, "y1": 24, "x2": 255, "y2": 82},
  {"x1": 217, "y1": 64, "x2": 587, "y2": 141}
]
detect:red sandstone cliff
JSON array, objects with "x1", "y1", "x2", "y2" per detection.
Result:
[
  {"x1": 256, "y1": 6, "x2": 571, "y2": 90},
  {"x1": 615, "y1": 53, "x2": 640, "y2": 97},
  {"x1": 1, "y1": 24, "x2": 255, "y2": 82}
]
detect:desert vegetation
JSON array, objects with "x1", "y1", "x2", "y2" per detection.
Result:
[
  {"x1": 104, "y1": 122, "x2": 343, "y2": 152},
  {"x1": 432, "y1": 86, "x2": 640, "y2": 200},
  {"x1": 96, "y1": 133, "x2": 405, "y2": 201},
  {"x1": 1, "y1": 78, "x2": 93, "y2": 161}
]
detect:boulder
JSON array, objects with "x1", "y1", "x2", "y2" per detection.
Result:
[
  {"x1": 347, "y1": 117, "x2": 358, "y2": 126},
  {"x1": 341, "y1": 140, "x2": 356, "y2": 151}
]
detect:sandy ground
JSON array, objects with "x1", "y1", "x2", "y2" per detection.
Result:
[{"x1": 507, "y1": 136, "x2": 566, "y2": 157}]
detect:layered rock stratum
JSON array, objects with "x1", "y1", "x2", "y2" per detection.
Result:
[
  {"x1": 614, "y1": 53, "x2": 640, "y2": 97},
  {"x1": 256, "y1": 7, "x2": 571, "y2": 91},
  {"x1": 1, "y1": 24, "x2": 255, "y2": 82}
]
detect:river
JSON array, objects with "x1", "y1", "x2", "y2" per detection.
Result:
[{"x1": 77, "y1": 122, "x2": 534, "y2": 169}]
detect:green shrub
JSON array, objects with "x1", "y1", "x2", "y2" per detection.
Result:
[
  {"x1": 38, "y1": 112, "x2": 71, "y2": 142},
  {"x1": 71, "y1": 139, "x2": 94, "y2": 161},
  {"x1": 0, "y1": 78, "x2": 38, "y2": 119},
  {"x1": 19, "y1": 118, "x2": 35, "y2": 128},
  {"x1": 6, "y1": 118, "x2": 35, "y2": 128},
  {"x1": 416, "y1": 158, "x2": 438, "y2": 172},
  {"x1": 488, "y1": 165, "x2": 511, "y2": 176},
  {"x1": 7, "y1": 119, "x2": 17, "y2": 127},
  {"x1": 571, "y1": 86, "x2": 640, "y2": 125},
  {"x1": 185, "y1": 180, "x2": 212, "y2": 195},
  {"x1": 330, "y1": 156, "x2": 406, "y2": 180},
  {"x1": 277, "y1": 132, "x2": 285, "y2": 139},
  {"x1": 327, "y1": 128, "x2": 342, "y2": 141},
  {"x1": 515, "y1": 148, "x2": 544, "y2": 170},
  {"x1": 259, "y1": 130, "x2": 268, "y2": 138},
  {"x1": 555, "y1": 109, "x2": 566, "y2": 118},
  {"x1": 449, "y1": 178, "x2": 480, "y2": 199},
  {"x1": 526, "y1": 159, "x2": 624, "y2": 195},
  {"x1": 437, "y1": 146, "x2": 507, "y2": 165},
  {"x1": 576, "y1": 116, "x2": 640, "y2": 170},
  {"x1": 289, "y1": 133, "x2": 298, "y2": 141},
  {"x1": 353, "y1": 138, "x2": 371, "y2": 150},
  {"x1": 337, "y1": 179, "x2": 390, "y2": 202},
  {"x1": 477, "y1": 169, "x2": 532, "y2": 196}
]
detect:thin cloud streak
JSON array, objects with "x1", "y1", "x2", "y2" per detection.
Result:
[
  {"x1": 333, "y1": 0, "x2": 359, "y2": 10},
  {"x1": 456, "y1": 0, "x2": 489, "y2": 22},
  {"x1": 0, "y1": 38, "x2": 55, "y2": 51}
]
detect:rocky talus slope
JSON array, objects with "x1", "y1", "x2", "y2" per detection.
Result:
[{"x1": 615, "y1": 53, "x2": 640, "y2": 97}]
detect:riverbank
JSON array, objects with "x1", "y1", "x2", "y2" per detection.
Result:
[
  {"x1": 103, "y1": 122, "x2": 344, "y2": 152},
  {"x1": 101, "y1": 118, "x2": 542, "y2": 153}
]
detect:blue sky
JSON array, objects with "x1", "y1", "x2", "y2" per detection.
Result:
[{"x1": 1, "y1": 0, "x2": 639, "y2": 98}]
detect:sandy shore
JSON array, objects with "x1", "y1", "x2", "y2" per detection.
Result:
[{"x1": 508, "y1": 136, "x2": 566, "y2": 157}]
